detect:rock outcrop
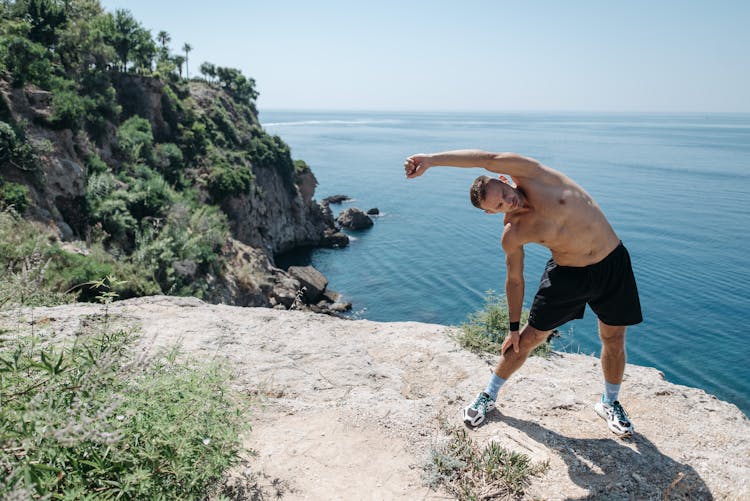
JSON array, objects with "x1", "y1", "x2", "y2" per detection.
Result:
[
  {"x1": 287, "y1": 265, "x2": 328, "y2": 303},
  {"x1": 320, "y1": 228, "x2": 349, "y2": 248},
  {"x1": 337, "y1": 207, "x2": 374, "y2": 230},
  {"x1": 7, "y1": 296, "x2": 748, "y2": 500},
  {"x1": 322, "y1": 194, "x2": 351, "y2": 204}
]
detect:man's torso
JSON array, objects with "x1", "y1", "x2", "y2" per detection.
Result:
[{"x1": 505, "y1": 168, "x2": 620, "y2": 266}]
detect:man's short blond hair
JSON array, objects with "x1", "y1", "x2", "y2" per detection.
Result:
[{"x1": 469, "y1": 175, "x2": 491, "y2": 209}]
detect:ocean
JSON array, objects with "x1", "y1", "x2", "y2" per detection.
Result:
[{"x1": 261, "y1": 110, "x2": 750, "y2": 416}]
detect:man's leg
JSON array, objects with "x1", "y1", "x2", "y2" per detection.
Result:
[
  {"x1": 595, "y1": 320, "x2": 634, "y2": 436},
  {"x1": 598, "y1": 320, "x2": 626, "y2": 387},
  {"x1": 464, "y1": 324, "x2": 551, "y2": 427},
  {"x1": 495, "y1": 324, "x2": 552, "y2": 379}
]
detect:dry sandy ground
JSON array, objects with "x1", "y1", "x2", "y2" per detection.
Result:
[{"x1": 4, "y1": 296, "x2": 749, "y2": 500}]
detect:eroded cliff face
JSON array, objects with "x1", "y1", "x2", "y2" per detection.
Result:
[
  {"x1": 0, "y1": 75, "x2": 344, "y2": 311},
  {"x1": 221, "y1": 154, "x2": 329, "y2": 255},
  {"x1": 1, "y1": 79, "x2": 90, "y2": 239}
]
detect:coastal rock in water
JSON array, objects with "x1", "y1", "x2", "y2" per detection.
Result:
[
  {"x1": 366, "y1": 208, "x2": 379, "y2": 215},
  {"x1": 337, "y1": 208, "x2": 373, "y2": 230},
  {"x1": 323, "y1": 194, "x2": 351, "y2": 204},
  {"x1": 322, "y1": 289, "x2": 341, "y2": 303},
  {"x1": 287, "y1": 265, "x2": 329, "y2": 303},
  {"x1": 320, "y1": 229, "x2": 349, "y2": 248}
]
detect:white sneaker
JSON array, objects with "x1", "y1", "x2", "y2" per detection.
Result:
[
  {"x1": 463, "y1": 392, "x2": 496, "y2": 427},
  {"x1": 594, "y1": 397, "x2": 634, "y2": 437}
]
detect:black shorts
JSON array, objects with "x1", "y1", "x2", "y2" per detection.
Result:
[{"x1": 528, "y1": 242, "x2": 643, "y2": 331}]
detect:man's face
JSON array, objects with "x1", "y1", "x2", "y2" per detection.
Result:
[{"x1": 480, "y1": 179, "x2": 520, "y2": 214}]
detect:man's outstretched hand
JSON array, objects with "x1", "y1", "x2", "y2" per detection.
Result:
[{"x1": 404, "y1": 154, "x2": 431, "y2": 179}]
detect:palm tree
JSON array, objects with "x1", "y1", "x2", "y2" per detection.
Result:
[
  {"x1": 172, "y1": 55, "x2": 185, "y2": 78},
  {"x1": 157, "y1": 30, "x2": 170, "y2": 49},
  {"x1": 182, "y1": 43, "x2": 192, "y2": 79},
  {"x1": 200, "y1": 61, "x2": 216, "y2": 83}
]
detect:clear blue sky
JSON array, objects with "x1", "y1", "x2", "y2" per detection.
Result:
[{"x1": 99, "y1": 0, "x2": 750, "y2": 112}]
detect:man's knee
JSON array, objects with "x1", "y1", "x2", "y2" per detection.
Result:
[
  {"x1": 519, "y1": 324, "x2": 552, "y2": 353},
  {"x1": 599, "y1": 323, "x2": 627, "y2": 346}
]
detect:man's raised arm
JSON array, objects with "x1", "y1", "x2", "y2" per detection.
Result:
[{"x1": 404, "y1": 149, "x2": 542, "y2": 179}]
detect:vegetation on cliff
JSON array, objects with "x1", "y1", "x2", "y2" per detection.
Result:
[
  {"x1": 0, "y1": 0, "x2": 311, "y2": 302},
  {"x1": 0, "y1": 294, "x2": 247, "y2": 499}
]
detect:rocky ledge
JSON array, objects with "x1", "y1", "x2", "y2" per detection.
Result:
[{"x1": 6, "y1": 296, "x2": 748, "y2": 500}]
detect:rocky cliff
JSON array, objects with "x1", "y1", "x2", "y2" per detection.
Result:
[
  {"x1": 0, "y1": 73, "x2": 348, "y2": 312},
  {"x1": 7, "y1": 296, "x2": 748, "y2": 500}
]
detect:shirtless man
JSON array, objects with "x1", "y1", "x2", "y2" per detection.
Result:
[{"x1": 404, "y1": 150, "x2": 642, "y2": 437}]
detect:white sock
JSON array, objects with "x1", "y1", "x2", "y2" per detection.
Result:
[
  {"x1": 603, "y1": 380, "x2": 621, "y2": 404},
  {"x1": 484, "y1": 372, "x2": 507, "y2": 401}
]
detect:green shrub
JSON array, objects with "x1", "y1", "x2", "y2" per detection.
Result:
[
  {"x1": 85, "y1": 173, "x2": 138, "y2": 248},
  {"x1": 0, "y1": 121, "x2": 40, "y2": 176},
  {"x1": 207, "y1": 163, "x2": 253, "y2": 200},
  {"x1": 93, "y1": 195, "x2": 137, "y2": 245},
  {"x1": 0, "y1": 36, "x2": 56, "y2": 88},
  {"x1": 50, "y1": 88, "x2": 86, "y2": 130},
  {"x1": 153, "y1": 142, "x2": 184, "y2": 185},
  {"x1": 116, "y1": 116, "x2": 154, "y2": 163},
  {"x1": 178, "y1": 119, "x2": 209, "y2": 160},
  {"x1": 0, "y1": 209, "x2": 43, "y2": 266},
  {"x1": 0, "y1": 209, "x2": 157, "y2": 304},
  {"x1": 0, "y1": 325, "x2": 247, "y2": 499},
  {"x1": 0, "y1": 121, "x2": 17, "y2": 158},
  {"x1": 131, "y1": 202, "x2": 228, "y2": 296},
  {"x1": 248, "y1": 133, "x2": 295, "y2": 187},
  {"x1": 459, "y1": 291, "x2": 550, "y2": 357},
  {"x1": 80, "y1": 72, "x2": 121, "y2": 140},
  {"x1": 85, "y1": 153, "x2": 109, "y2": 175},
  {"x1": 0, "y1": 180, "x2": 31, "y2": 213},
  {"x1": 293, "y1": 159, "x2": 310, "y2": 174},
  {"x1": 208, "y1": 102, "x2": 240, "y2": 146},
  {"x1": 127, "y1": 173, "x2": 174, "y2": 221},
  {"x1": 0, "y1": 209, "x2": 72, "y2": 308},
  {"x1": 214, "y1": 65, "x2": 258, "y2": 104},
  {"x1": 43, "y1": 245, "x2": 160, "y2": 301}
]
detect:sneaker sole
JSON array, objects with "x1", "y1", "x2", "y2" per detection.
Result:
[
  {"x1": 462, "y1": 405, "x2": 495, "y2": 428},
  {"x1": 463, "y1": 411, "x2": 484, "y2": 428}
]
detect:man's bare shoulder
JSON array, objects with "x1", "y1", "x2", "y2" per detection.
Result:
[
  {"x1": 513, "y1": 162, "x2": 565, "y2": 187},
  {"x1": 501, "y1": 215, "x2": 526, "y2": 253}
]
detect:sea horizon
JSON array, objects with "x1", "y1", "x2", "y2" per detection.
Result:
[{"x1": 261, "y1": 108, "x2": 750, "y2": 116}]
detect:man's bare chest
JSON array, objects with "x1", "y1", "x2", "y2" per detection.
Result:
[{"x1": 505, "y1": 211, "x2": 562, "y2": 246}]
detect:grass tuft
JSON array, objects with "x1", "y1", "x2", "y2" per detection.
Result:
[{"x1": 424, "y1": 420, "x2": 548, "y2": 500}]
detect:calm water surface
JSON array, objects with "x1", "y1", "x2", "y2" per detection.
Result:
[{"x1": 262, "y1": 111, "x2": 750, "y2": 416}]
